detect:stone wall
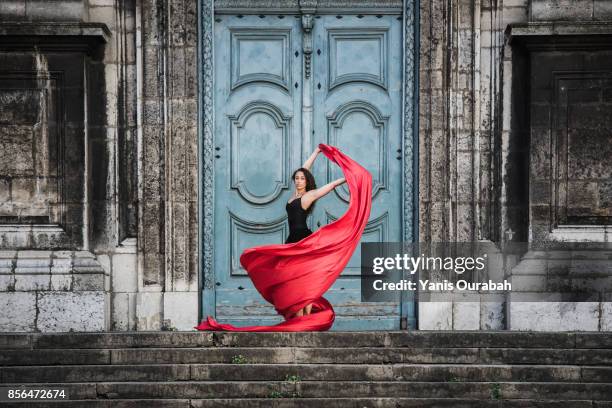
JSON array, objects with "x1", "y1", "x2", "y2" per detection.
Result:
[
  {"x1": 2, "y1": 1, "x2": 130, "y2": 332},
  {"x1": 417, "y1": 0, "x2": 612, "y2": 331},
  {"x1": 0, "y1": 250, "x2": 107, "y2": 332},
  {"x1": 417, "y1": 0, "x2": 511, "y2": 330},
  {"x1": 136, "y1": 0, "x2": 199, "y2": 331},
  {"x1": 0, "y1": 0, "x2": 199, "y2": 333}
]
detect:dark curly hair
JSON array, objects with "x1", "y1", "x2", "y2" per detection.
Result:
[{"x1": 291, "y1": 167, "x2": 317, "y2": 214}]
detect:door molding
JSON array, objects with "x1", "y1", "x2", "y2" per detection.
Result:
[
  {"x1": 198, "y1": 0, "x2": 419, "y2": 327},
  {"x1": 214, "y1": 0, "x2": 403, "y2": 15}
]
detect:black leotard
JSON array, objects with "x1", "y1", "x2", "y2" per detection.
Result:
[{"x1": 285, "y1": 196, "x2": 313, "y2": 243}]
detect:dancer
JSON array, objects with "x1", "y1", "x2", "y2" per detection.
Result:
[
  {"x1": 285, "y1": 146, "x2": 346, "y2": 317},
  {"x1": 196, "y1": 143, "x2": 372, "y2": 331}
]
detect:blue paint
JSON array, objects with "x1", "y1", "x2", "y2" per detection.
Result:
[
  {"x1": 311, "y1": 14, "x2": 405, "y2": 330},
  {"x1": 200, "y1": 5, "x2": 418, "y2": 331},
  {"x1": 212, "y1": 14, "x2": 304, "y2": 327}
]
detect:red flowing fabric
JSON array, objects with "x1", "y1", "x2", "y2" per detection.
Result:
[{"x1": 195, "y1": 143, "x2": 372, "y2": 331}]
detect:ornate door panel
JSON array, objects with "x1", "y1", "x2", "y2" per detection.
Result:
[
  {"x1": 311, "y1": 15, "x2": 404, "y2": 329},
  {"x1": 213, "y1": 15, "x2": 303, "y2": 326}
]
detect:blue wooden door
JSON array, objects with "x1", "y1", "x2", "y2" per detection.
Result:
[
  {"x1": 209, "y1": 11, "x2": 410, "y2": 330},
  {"x1": 310, "y1": 15, "x2": 404, "y2": 330},
  {"x1": 212, "y1": 14, "x2": 303, "y2": 326}
]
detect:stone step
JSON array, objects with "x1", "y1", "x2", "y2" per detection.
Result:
[
  {"x1": 3, "y1": 381, "x2": 612, "y2": 400},
  {"x1": 91, "y1": 381, "x2": 612, "y2": 400},
  {"x1": 1, "y1": 401, "x2": 190, "y2": 408},
  {"x1": 2, "y1": 347, "x2": 612, "y2": 366},
  {"x1": 2, "y1": 398, "x2": 611, "y2": 408},
  {"x1": 192, "y1": 399, "x2": 612, "y2": 408},
  {"x1": 2, "y1": 332, "x2": 610, "y2": 405},
  {"x1": 4, "y1": 363, "x2": 611, "y2": 383},
  {"x1": 3, "y1": 331, "x2": 611, "y2": 350}
]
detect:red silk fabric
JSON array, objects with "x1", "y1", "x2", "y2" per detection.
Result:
[{"x1": 195, "y1": 143, "x2": 372, "y2": 331}]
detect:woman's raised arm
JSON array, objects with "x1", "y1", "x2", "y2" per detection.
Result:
[
  {"x1": 301, "y1": 146, "x2": 321, "y2": 170},
  {"x1": 308, "y1": 177, "x2": 346, "y2": 200},
  {"x1": 300, "y1": 177, "x2": 345, "y2": 211}
]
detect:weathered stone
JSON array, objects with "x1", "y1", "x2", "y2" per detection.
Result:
[
  {"x1": 73, "y1": 273, "x2": 105, "y2": 291},
  {"x1": 0, "y1": 292, "x2": 36, "y2": 331},
  {"x1": 452, "y1": 301, "x2": 480, "y2": 330},
  {"x1": 0, "y1": 253, "x2": 15, "y2": 273},
  {"x1": 14, "y1": 255, "x2": 51, "y2": 274},
  {"x1": 0, "y1": 2, "x2": 26, "y2": 19},
  {"x1": 50, "y1": 274, "x2": 72, "y2": 291},
  {"x1": 73, "y1": 254, "x2": 105, "y2": 274},
  {"x1": 0, "y1": 274, "x2": 15, "y2": 291},
  {"x1": 511, "y1": 275, "x2": 547, "y2": 291},
  {"x1": 111, "y1": 252, "x2": 138, "y2": 292},
  {"x1": 37, "y1": 291, "x2": 106, "y2": 332},
  {"x1": 602, "y1": 302, "x2": 612, "y2": 331},
  {"x1": 0, "y1": 348, "x2": 110, "y2": 365},
  {"x1": 113, "y1": 291, "x2": 136, "y2": 331},
  {"x1": 531, "y1": 0, "x2": 593, "y2": 21},
  {"x1": 502, "y1": 5, "x2": 528, "y2": 25},
  {"x1": 163, "y1": 291, "x2": 198, "y2": 331},
  {"x1": 511, "y1": 258, "x2": 547, "y2": 275},
  {"x1": 51, "y1": 255, "x2": 73, "y2": 274},
  {"x1": 418, "y1": 302, "x2": 452, "y2": 330},
  {"x1": 14, "y1": 274, "x2": 50, "y2": 291},
  {"x1": 509, "y1": 302, "x2": 600, "y2": 331},
  {"x1": 136, "y1": 291, "x2": 163, "y2": 331},
  {"x1": 594, "y1": 0, "x2": 612, "y2": 19},
  {"x1": 25, "y1": 0, "x2": 85, "y2": 21},
  {"x1": 88, "y1": 5, "x2": 116, "y2": 31},
  {"x1": 480, "y1": 301, "x2": 505, "y2": 330}
]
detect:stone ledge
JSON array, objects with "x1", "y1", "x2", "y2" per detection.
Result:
[
  {"x1": 0, "y1": 22, "x2": 110, "y2": 42},
  {"x1": 507, "y1": 21, "x2": 612, "y2": 50},
  {"x1": 0, "y1": 22, "x2": 110, "y2": 54},
  {"x1": 509, "y1": 21, "x2": 612, "y2": 37},
  {"x1": 0, "y1": 250, "x2": 106, "y2": 275}
]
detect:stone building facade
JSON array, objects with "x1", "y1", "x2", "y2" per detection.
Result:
[{"x1": 0, "y1": 0, "x2": 610, "y2": 332}]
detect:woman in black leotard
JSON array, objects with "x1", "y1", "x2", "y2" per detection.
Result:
[
  {"x1": 285, "y1": 195, "x2": 313, "y2": 244},
  {"x1": 286, "y1": 146, "x2": 346, "y2": 317}
]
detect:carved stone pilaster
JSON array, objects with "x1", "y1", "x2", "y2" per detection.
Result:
[
  {"x1": 402, "y1": 0, "x2": 416, "y2": 243},
  {"x1": 299, "y1": 1, "x2": 316, "y2": 79},
  {"x1": 301, "y1": 14, "x2": 314, "y2": 78},
  {"x1": 200, "y1": 0, "x2": 215, "y2": 318}
]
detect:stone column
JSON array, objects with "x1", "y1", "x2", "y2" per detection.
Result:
[
  {"x1": 137, "y1": 0, "x2": 199, "y2": 330},
  {"x1": 417, "y1": 0, "x2": 520, "y2": 330}
]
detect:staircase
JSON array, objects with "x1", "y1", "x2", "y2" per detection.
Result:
[{"x1": 1, "y1": 331, "x2": 611, "y2": 407}]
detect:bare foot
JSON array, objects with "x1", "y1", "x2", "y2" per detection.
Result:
[{"x1": 291, "y1": 304, "x2": 313, "y2": 319}]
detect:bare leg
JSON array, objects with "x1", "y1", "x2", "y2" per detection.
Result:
[
  {"x1": 305, "y1": 304, "x2": 313, "y2": 315},
  {"x1": 295, "y1": 309, "x2": 304, "y2": 318}
]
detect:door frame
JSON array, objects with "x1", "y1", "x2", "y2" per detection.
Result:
[{"x1": 197, "y1": 0, "x2": 420, "y2": 329}]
